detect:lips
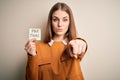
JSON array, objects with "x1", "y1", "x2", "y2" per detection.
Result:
[{"x1": 57, "y1": 29, "x2": 63, "y2": 32}]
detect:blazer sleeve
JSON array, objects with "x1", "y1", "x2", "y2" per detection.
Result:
[{"x1": 25, "y1": 53, "x2": 38, "y2": 80}]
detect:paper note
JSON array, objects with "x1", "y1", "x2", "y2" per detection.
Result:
[{"x1": 29, "y1": 28, "x2": 41, "y2": 40}]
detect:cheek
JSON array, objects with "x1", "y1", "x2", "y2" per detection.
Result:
[
  {"x1": 65, "y1": 26, "x2": 69, "y2": 32},
  {"x1": 52, "y1": 22, "x2": 57, "y2": 29},
  {"x1": 65, "y1": 22, "x2": 69, "y2": 30}
]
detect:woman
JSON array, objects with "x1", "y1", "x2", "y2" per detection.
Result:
[{"x1": 25, "y1": 2, "x2": 87, "y2": 80}]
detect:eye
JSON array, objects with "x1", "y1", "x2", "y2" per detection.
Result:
[
  {"x1": 52, "y1": 18, "x2": 58, "y2": 22},
  {"x1": 63, "y1": 18, "x2": 68, "y2": 22}
]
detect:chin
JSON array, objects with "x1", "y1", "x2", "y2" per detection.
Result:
[{"x1": 56, "y1": 32, "x2": 65, "y2": 36}]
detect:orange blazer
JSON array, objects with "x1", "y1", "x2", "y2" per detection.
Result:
[{"x1": 26, "y1": 41, "x2": 86, "y2": 80}]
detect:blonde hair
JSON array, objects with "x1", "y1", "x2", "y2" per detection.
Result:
[{"x1": 44, "y1": 2, "x2": 77, "y2": 43}]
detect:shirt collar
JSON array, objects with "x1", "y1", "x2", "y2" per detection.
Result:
[{"x1": 48, "y1": 39, "x2": 67, "y2": 46}]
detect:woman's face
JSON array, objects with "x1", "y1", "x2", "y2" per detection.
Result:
[{"x1": 52, "y1": 9, "x2": 70, "y2": 38}]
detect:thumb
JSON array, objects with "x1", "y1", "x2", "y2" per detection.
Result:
[{"x1": 30, "y1": 38, "x2": 36, "y2": 42}]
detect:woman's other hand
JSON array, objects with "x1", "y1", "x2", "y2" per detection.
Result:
[{"x1": 24, "y1": 38, "x2": 36, "y2": 56}]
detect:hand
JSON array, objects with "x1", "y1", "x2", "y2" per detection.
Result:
[
  {"x1": 69, "y1": 39, "x2": 87, "y2": 59},
  {"x1": 24, "y1": 38, "x2": 36, "y2": 56}
]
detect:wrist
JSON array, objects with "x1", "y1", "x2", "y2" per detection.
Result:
[{"x1": 27, "y1": 51, "x2": 37, "y2": 56}]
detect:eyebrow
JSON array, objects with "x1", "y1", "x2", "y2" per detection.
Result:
[{"x1": 52, "y1": 16, "x2": 69, "y2": 18}]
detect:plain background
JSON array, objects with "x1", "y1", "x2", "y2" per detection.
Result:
[{"x1": 0, "y1": 0, "x2": 120, "y2": 80}]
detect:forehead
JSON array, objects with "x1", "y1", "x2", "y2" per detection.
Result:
[{"x1": 52, "y1": 10, "x2": 69, "y2": 18}]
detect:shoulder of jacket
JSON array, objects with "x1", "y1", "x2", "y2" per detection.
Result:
[{"x1": 36, "y1": 41, "x2": 48, "y2": 46}]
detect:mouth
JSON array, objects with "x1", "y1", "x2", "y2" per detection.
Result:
[{"x1": 57, "y1": 29, "x2": 63, "y2": 32}]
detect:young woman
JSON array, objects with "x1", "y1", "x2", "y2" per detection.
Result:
[{"x1": 25, "y1": 2, "x2": 87, "y2": 80}]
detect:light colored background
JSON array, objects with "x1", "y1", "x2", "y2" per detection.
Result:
[{"x1": 0, "y1": 0, "x2": 120, "y2": 80}]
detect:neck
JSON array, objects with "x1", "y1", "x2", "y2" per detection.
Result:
[{"x1": 53, "y1": 35, "x2": 64, "y2": 41}]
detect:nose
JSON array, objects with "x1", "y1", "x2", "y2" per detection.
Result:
[{"x1": 58, "y1": 20, "x2": 62, "y2": 27}]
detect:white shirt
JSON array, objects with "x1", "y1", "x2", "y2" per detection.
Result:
[{"x1": 48, "y1": 39, "x2": 67, "y2": 46}]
